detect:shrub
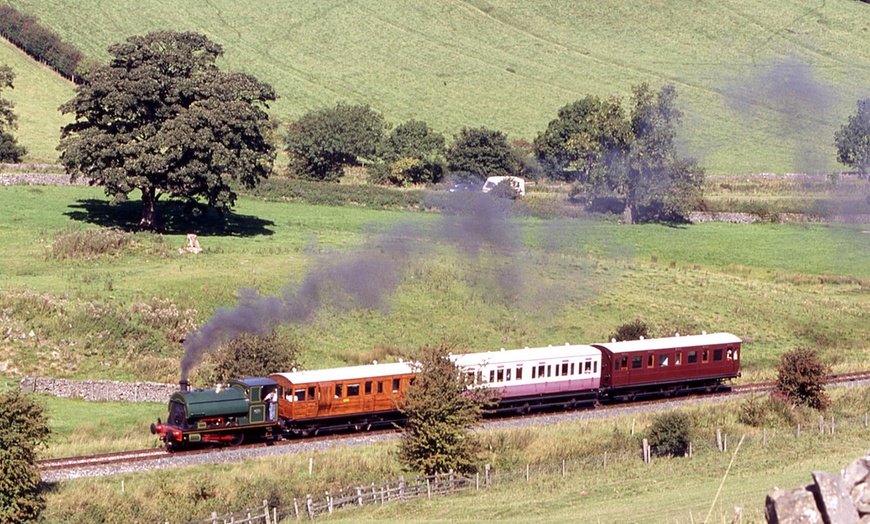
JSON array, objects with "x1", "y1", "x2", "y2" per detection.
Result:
[
  {"x1": 47, "y1": 227, "x2": 132, "y2": 260},
  {"x1": 610, "y1": 319, "x2": 650, "y2": 342},
  {"x1": 646, "y1": 411, "x2": 691, "y2": 457},
  {"x1": 0, "y1": 389, "x2": 51, "y2": 523},
  {"x1": 199, "y1": 331, "x2": 301, "y2": 383},
  {"x1": 738, "y1": 394, "x2": 797, "y2": 428},
  {"x1": 775, "y1": 347, "x2": 832, "y2": 411}
]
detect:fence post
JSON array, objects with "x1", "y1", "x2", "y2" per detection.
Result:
[
  {"x1": 427, "y1": 477, "x2": 431, "y2": 498},
  {"x1": 399, "y1": 475, "x2": 405, "y2": 500},
  {"x1": 211, "y1": 511, "x2": 218, "y2": 524},
  {"x1": 326, "y1": 491, "x2": 333, "y2": 514},
  {"x1": 306, "y1": 494, "x2": 313, "y2": 520},
  {"x1": 797, "y1": 423, "x2": 801, "y2": 438},
  {"x1": 716, "y1": 429, "x2": 722, "y2": 451},
  {"x1": 293, "y1": 498, "x2": 299, "y2": 521},
  {"x1": 357, "y1": 487, "x2": 363, "y2": 506},
  {"x1": 865, "y1": 413, "x2": 867, "y2": 428},
  {"x1": 308, "y1": 457, "x2": 313, "y2": 476},
  {"x1": 631, "y1": 418, "x2": 635, "y2": 435},
  {"x1": 485, "y1": 464, "x2": 491, "y2": 487},
  {"x1": 525, "y1": 464, "x2": 529, "y2": 481},
  {"x1": 642, "y1": 438, "x2": 649, "y2": 464},
  {"x1": 831, "y1": 416, "x2": 835, "y2": 435},
  {"x1": 476, "y1": 472, "x2": 479, "y2": 491},
  {"x1": 603, "y1": 451, "x2": 607, "y2": 472},
  {"x1": 264, "y1": 499, "x2": 271, "y2": 524},
  {"x1": 723, "y1": 434, "x2": 727, "y2": 454},
  {"x1": 763, "y1": 428, "x2": 766, "y2": 446},
  {"x1": 819, "y1": 415, "x2": 824, "y2": 435}
]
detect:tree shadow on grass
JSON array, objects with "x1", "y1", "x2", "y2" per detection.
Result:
[{"x1": 65, "y1": 199, "x2": 275, "y2": 237}]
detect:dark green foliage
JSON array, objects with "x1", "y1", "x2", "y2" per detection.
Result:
[
  {"x1": 58, "y1": 31, "x2": 276, "y2": 231},
  {"x1": 0, "y1": 5, "x2": 83, "y2": 81},
  {"x1": 488, "y1": 178, "x2": 521, "y2": 200},
  {"x1": 374, "y1": 120, "x2": 446, "y2": 186},
  {"x1": 284, "y1": 103, "x2": 386, "y2": 182},
  {"x1": 399, "y1": 343, "x2": 494, "y2": 475},
  {"x1": 533, "y1": 95, "x2": 629, "y2": 182},
  {"x1": 446, "y1": 127, "x2": 519, "y2": 177},
  {"x1": 738, "y1": 394, "x2": 797, "y2": 428},
  {"x1": 835, "y1": 98, "x2": 870, "y2": 176},
  {"x1": 0, "y1": 66, "x2": 25, "y2": 162},
  {"x1": 775, "y1": 347, "x2": 832, "y2": 411},
  {"x1": 646, "y1": 411, "x2": 691, "y2": 457},
  {"x1": 201, "y1": 331, "x2": 300, "y2": 383},
  {"x1": 537, "y1": 84, "x2": 703, "y2": 223},
  {"x1": 0, "y1": 389, "x2": 51, "y2": 523},
  {"x1": 610, "y1": 319, "x2": 650, "y2": 342}
]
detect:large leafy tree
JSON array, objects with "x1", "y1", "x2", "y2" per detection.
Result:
[
  {"x1": 284, "y1": 103, "x2": 385, "y2": 181},
  {"x1": 373, "y1": 119, "x2": 445, "y2": 186},
  {"x1": 0, "y1": 65, "x2": 26, "y2": 162},
  {"x1": 533, "y1": 95, "x2": 629, "y2": 182},
  {"x1": 399, "y1": 343, "x2": 492, "y2": 475},
  {"x1": 446, "y1": 127, "x2": 519, "y2": 177},
  {"x1": 834, "y1": 98, "x2": 870, "y2": 176},
  {"x1": 0, "y1": 389, "x2": 51, "y2": 523},
  {"x1": 58, "y1": 31, "x2": 276, "y2": 231},
  {"x1": 603, "y1": 83, "x2": 704, "y2": 224}
]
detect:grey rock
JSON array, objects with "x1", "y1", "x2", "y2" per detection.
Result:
[
  {"x1": 766, "y1": 486, "x2": 824, "y2": 524},
  {"x1": 813, "y1": 471, "x2": 860, "y2": 524}
]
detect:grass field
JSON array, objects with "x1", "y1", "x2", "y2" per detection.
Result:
[{"x1": 2, "y1": 0, "x2": 870, "y2": 173}]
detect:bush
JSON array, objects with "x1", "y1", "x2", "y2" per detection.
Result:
[
  {"x1": 775, "y1": 347, "x2": 832, "y2": 411},
  {"x1": 0, "y1": 389, "x2": 51, "y2": 523},
  {"x1": 610, "y1": 319, "x2": 650, "y2": 342},
  {"x1": 738, "y1": 394, "x2": 797, "y2": 428},
  {"x1": 199, "y1": 331, "x2": 301, "y2": 384},
  {"x1": 47, "y1": 227, "x2": 133, "y2": 260},
  {"x1": 646, "y1": 411, "x2": 691, "y2": 457}
]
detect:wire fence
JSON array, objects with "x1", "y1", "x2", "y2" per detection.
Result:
[{"x1": 182, "y1": 411, "x2": 870, "y2": 523}]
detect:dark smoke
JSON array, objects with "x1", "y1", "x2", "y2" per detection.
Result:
[
  {"x1": 722, "y1": 54, "x2": 840, "y2": 174},
  {"x1": 180, "y1": 191, "x2": 526, "y2": 381}
]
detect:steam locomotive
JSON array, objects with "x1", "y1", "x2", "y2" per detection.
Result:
[{"x1": 151, "y1": 332, "x2": 741, "y2": 449}]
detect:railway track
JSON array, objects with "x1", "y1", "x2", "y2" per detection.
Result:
[{"x1": 40, "y1": 371, "x2": 870, "y2": 480}]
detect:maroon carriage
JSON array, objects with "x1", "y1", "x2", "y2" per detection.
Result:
[{"x1": 594, "y1": 332, "x2": 741, "y2": 399}]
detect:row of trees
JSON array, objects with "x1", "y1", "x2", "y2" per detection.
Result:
[
  {"x1": 0, "y1": 4, "x2": 85, "y2": 81},
  {"x1": 55, "y1": 30, "x2": 706, "y2": 230},
  {"x1": 51, "y1": 30, "x2": 870, "y2": 231}
]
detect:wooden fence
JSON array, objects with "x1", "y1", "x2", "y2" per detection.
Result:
[
  {"x1": 292, "y1": 471, "x2": 474, "y2": 520},
  {"x1": 184, "y1": 500, "x2": 277, "y2": 524}
]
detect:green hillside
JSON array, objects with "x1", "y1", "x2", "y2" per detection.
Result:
[
  {"x1": 0, "y1": 37, "x2": 73, "y2": 163},
  {"x1": 3, "y1": 0, "x2": 870, "y2": 173}
]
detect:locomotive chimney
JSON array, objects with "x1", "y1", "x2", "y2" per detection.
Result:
[{"x1": 179, "y1": 379, "x2": 190, "y2": 393}]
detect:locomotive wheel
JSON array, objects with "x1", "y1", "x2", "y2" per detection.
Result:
[{"x1": 229, "y1": 433, "x2": 244, "y2": 446}]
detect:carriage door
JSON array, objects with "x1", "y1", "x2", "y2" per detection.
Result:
[{"x1": 362, "y1": 381, "x2": 375, "y2": 412}]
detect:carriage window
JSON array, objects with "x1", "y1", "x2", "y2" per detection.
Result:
[
  {"x1": 516, "y1": 367, "x2": 523, "y2": 380},
  {"x1": 594, "y1": 361, "x2": 598, "y2": 373},
  {"x1": 659, "y1": 354, "x2": 669, "y2": 367},
  {"x1": 476, "y1": 370, "x2": 482, "y2": 383},
  {"x1": 378, "y1": 381, "x2": 384, "y2": 394},
  {"x1": 496, "y1": 369, "x2": 504, "y2": 383},
  {"x1": 392, "y1": 379, "x2": 400, "y2": 392},
  {"x1": 585, "y1": 361, "x2": 592, "y2": 373},
  {"x1": 648, "y1": 354, "x2": 654, "y2": 368},
  {"x1": 632, "y1": 356, "x2": 642, "y2": 369},
  {"x1": 465, "y1": 372, "x2": 476, "y2": 384},
  {"x1": 676, "y1": 352, "x2": 682, "y2": 365},
  {"x1": 571, "y1": 363, "x2": 575, "y2": 375},
  {"x1": 347, "y1": 383, "x2": 360, "y2": 396},
  {"x1": 293, "y1": 388, "x2": 306, "y2": 401},
  {"x1": 713, "y1": 349, "x2": 723, "y2": 361},
  {"x1": 702, "y1": 350, "x2": 709, "y2": 363},
  {"x1": 506, "y1": 368, "x2": 512, "y2": 381},
  {"x1": 547, "y1": 366, "x2": 552, "y2": 378},
  {"x1": 365, "y1": 381, "x2": 372, "y2": 394},
  {"x1": 490, "y1": 370, "x2": 495, "y2": 382},
  {"x1": 309, "y1": 386, "x2": 316, "y2": 399},
  {"x1": 688, "y1": 351, "x2": 698, "y2": 364},
  {"x1": 621, "y1": 357, "x2": 628, "y2": 369},
  {"x1": 561, "y1": 363, "x2": 569, "y2": 376},
  {"x1": 334, "y1": 384, "x2": 343, "y2": 398},
  {"x1": 532, "y1": 367, "x2": 537, "y2": 379},
  {"x1": 538, "y1": 364, "x2": 546, "y2": 378}
]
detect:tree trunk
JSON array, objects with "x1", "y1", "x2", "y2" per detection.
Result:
[
  {"x1": 622, "y1": 199, "x2": 634, "y2": 224},
  {"x1": 138, "y1": 187, "x2": 161, "y2": 231}
]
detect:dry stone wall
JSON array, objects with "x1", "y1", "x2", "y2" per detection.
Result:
[
  {"x1": 19, "y1": 377, "x2": 177, "y2": 403},
  {"x1": 0, "y1": 173, "x2": 91, "y2": 186},
  {"x1": 766, "y1": 451, "x2": 870, "y2": 523}
]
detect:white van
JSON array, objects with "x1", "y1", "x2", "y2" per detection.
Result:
[{"x1": 481, "y1": 176, "x2": 525, "y2": 196}]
